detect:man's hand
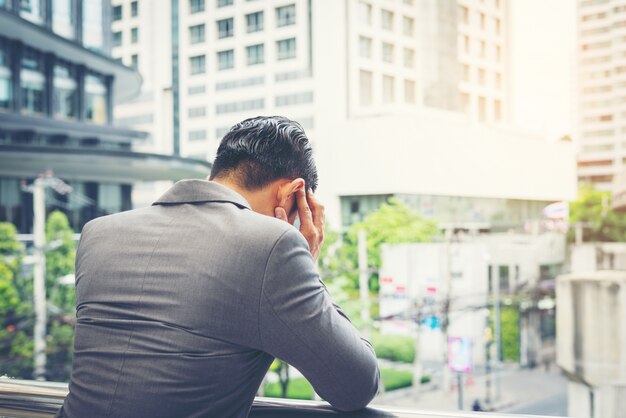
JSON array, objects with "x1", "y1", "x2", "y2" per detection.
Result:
[{"x1": 275, "y1": 187, "x2": 325, "y2": 262}]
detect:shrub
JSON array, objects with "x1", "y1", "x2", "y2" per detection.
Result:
[
  {"x1": 371, "y1": 332, "x2": 415, "y2": 363},
  {"x1": 264, "y1": 378, "x2": 314, "y2": 400},
  {"x1": 381, "y1": 368, "x2": 413, "y2": 391}
]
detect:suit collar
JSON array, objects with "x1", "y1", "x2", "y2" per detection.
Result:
[{"x1": 152, "y1": 179, "x2": 251, "y2": 209}]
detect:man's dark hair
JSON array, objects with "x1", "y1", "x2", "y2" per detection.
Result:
[{"x1": 209, "y1": 116, "x2": 318, "y2": 192}]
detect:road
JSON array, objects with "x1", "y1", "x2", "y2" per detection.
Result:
[{"x1": 502, "y1": 389, "x2": 568, "y2": 417}]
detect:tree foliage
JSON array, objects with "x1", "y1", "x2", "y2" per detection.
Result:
[
  {"x1": 569, "y1": 184, "x2": 626, "y2": 242},
  {"x1": 331, "y1": 198, "x2": 440, "y2": 291},
  {"x1": 0, "y1": 223, "x2": 33, "y2": 378}
]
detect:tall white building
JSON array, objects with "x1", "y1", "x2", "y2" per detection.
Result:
[
  {"x1": 576, "y1": 0, "x2": 626, "y2": 190},
  {"x1": 111, "y1": 0, "x2": 575, "y2": 228}
]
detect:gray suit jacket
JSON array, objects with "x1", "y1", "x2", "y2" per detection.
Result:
[{"x1": 57, "y1": 180, "x2": 379, "y2": 418}]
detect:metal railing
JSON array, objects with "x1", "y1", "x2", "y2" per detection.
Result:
[{"x1": 0, "y1": 378, "x2": 554, "y2": 418}]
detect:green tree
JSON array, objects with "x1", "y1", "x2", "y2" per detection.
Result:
[
  {"x1": 336, "y1": 198, "x2": 440, "y2": 291},
  {"x1": 0, "y1": 223, "x2": 33, "y2": 378},
  {"x1": 44, "y1": 211, "x2": 76, "y2": 382},
  {"x1": 570, "y1": 184, "x2": 626, "y2": 242}
]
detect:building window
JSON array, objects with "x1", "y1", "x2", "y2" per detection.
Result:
[
  {"x1": 246, "y1": 44, "x2": 264, "y2": 65},
  {"x1": 113, "y1": 31, "x2": 122, "y2": 47},
  {"x1": 496, "y1": 45, "x2": 502, "y2": 62},
  {"x1": 404, "y1": 79, "x2": 415, "y2": 104},
  {"x1": 480, "y1": 12, "x2": 486, "y2": 30},
  {"x1": 215, "y1": 98, "x2": 264, "y2": 114},
  {"x1": 217, "y1": 49, "x2": 234, "y2": 70},
  {"x1": 495, "y1": 72, "x2": 502, "y2": 89},
  {"x1": 494, "y1": 100, "x2": 502, "y2": 121},
  {"x1": 217, "y1": 18, "x2": 234, "y2": 38},
  {"x1": 494, "y1": 17, "x2": 500, "y2": 35},
  {"x1": 53, "y1": 61, "x2": 78, "y2": 120},
  {"x1": 403, "y1": 16, "x2": 414, "y2": 36},
  {"x1": 131, "y1": 0, "x2": 138, "y2": 17},
  {"x1": 85, "y1": 73, "x2": 108, "y2": 124},
  {"x1": 246, "y1": 11, "x2": 263, "y2": 32},
  {"x1": 217, "y1": 0, "x2": 233, "y2": 6},
  {"x1": 275, "y1": 91, "x2": 313, "y2": 106},
  {"x1": 20, "y1": 0, "x2": 43, "y2": 24},
  {"x1": 189, "y1": 0, "x2": 204, "y2": 13},
  {"x1": 276, "y1": 4, "x2": 296, "y2": 27},
  {"x1": 478, "y1": 68, "x2": 486, "y2": 85},
  {"x1": 0, "y1": 40, "x2": 12, "y2": 111},
  {"x1": 381, "y1": 9, "x2": 394, "y2": 30},
  {"x1": 478, "y1": 96, "x2": 487, "y2": 122},
  {"x1": 358, "y1": 1, "x2": 372, "y2": 26},
  {"x1": 463, "y1": 64, "x2": 470, "y2": 81},
  {"x1": 382, "y1": 42, "x2": 394, "y2": 63},
  {"x1": 359, "y1": 36, "x2": 372, "y2": 58},
  {"x1": 359, "y1": 70, "x2": 372, "y2": 106},
  {"x1": 188, "y1": 85, "x2": 206, "y2": 95},
  {"x1": 190, "y1": 24, "x2": 205, "y2": 44},
  {"x1": 131, "y1": 27, "x2": 139, "y2": 43},
  {"x1": 113, "y1": 5, "x2": 122, "y2": 20},
  {"x1": 188, "y1": 106, "x2": 206, "y2": 118},
  {"x1": 460, "y1": 6, "x2": 469, "y2": 24},
  {"x1": 53, "y1": 0, "x2": 74, "y2": 39},
  {"x1": 190, "y1": 55, "x2": 206, "y2": 74},
  {"x1": 189, "y1": 129, "x2": 207, "y2": 141},
  {"x1": 277, "y1": 38, "x2": 296, "y2": 60},
  {"x1": 404, "y1": 47, "x2": 415, "y2": 68},
  {"x1": 20, "y1": 48, "x2": 46, "y2": 116},
  {"x1": 131, "y1": 54, "x2": 139, "y2": 69},
  {"x1": 83, "y1": 0, "x2": 104, "y2": 51},
  {"x1": 383, "y1": 75, "x2": 395, "y2": 103},
  {"x1": 480, "y1": 41, "x2": 486, "y2": 58}
]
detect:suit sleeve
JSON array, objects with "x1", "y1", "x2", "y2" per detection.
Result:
[{"x1": 258, "y1": 228, "x2": 380, "y2": 411}]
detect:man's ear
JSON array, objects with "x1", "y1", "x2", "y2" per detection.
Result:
[{"x1": 276, "y1": 178, "x2": 304, "y2": 207}]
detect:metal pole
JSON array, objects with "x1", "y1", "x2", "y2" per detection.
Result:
[
  {"x1": 358, "y1": 229, "x2": 370, "y2": 327},
  {"x1": 493, "y1": 265, "x2": 501, "y2": 400},
  {"x1": 33, "y1": 178, "x2": 47, "y2": 380},
  {"x1": 457, "y1": 373, "x2": 464, "y2": 410},
  {"x1": 442, "y1": 229, "x2": 453, "y2": 393}
]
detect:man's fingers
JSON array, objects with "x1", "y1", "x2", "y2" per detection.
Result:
[
  {"x1": 274, "y1": 207, "x2": 288, "y2": 223},
  {"x1": 307, "y1": 191, "x2": 325, "y2": 232},
  {"x1": 296, "y1": 187, "x2": 313, "y2": 227}
]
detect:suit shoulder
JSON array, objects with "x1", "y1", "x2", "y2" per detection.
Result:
[{"x1": 237, "y1": 209, "x2": 301, "y2": 247}]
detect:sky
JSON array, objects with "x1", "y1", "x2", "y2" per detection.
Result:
[{"x1": 508, "y1": 0, "x2": 577, "y2": 140}]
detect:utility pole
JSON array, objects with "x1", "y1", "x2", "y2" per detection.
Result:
[
  {"x1": 358, "y1": 229, "x2": 370, "y2": 328},
  {"x1": 33, "y1": 177, "x2": 47, "y2": 380},
  {"x1": 441, "y1": 228, "x2": 453, "y2": 393},
  {"x1": 493, "y1": 265, "x2": 502, "y2": 400}
]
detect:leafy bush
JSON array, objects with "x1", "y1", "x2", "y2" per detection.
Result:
[
  {"x1": 381, "y1": 368, "x2": 413, "y2": 391},
  {"x1": 371, "y1": 332, "x2": 415, "y2": 363},
  {"x1": 264, "y1": 378, "x2": 314, "y2": 400}
]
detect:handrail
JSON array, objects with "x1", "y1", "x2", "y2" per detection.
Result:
[{"x1": 0, "y1": 378, "x2": 560, "y2": 418}]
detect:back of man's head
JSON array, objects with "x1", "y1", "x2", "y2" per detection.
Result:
[{"x1": 209, "y1": 116, "x2": 318, "y2": 192}]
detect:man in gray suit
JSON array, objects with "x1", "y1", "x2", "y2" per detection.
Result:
[{"x1": 57, "y1": 116, "x2": 379, "y2": 417}]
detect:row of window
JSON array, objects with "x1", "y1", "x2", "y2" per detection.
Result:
[
  {"x1": 460, "y1": 36, "x2": 503, "y2": 62},
  {"x1": 0, "y1": 38, "x2": 109, "y2": 124},
  {"x1": 112, "y1": 1, "x2": 138, "y2": 21},
  {"x1": 187, "y1": 92, "x2": 313, "y2": 119},
  {"x1": 358, "y1": 2, "x2": 415, "y2": 36},
  {"x1": 462, "y1": 65, "x2": 502, "y2": 88},
  {"x1": 113, "y1": 27, "x2": 139, "y2": 47},
  {"x1": 459, "y1": 8, "x2": 502, "y2": 36},
  {"x1": 2, "y1": 0, "x2": 106, "y2": 52},
  {"x1": 189, "y1": 38, "x2": 295, "y2": 74},
  {"x1": 359, "y1": 70, "x2": 416, "y2": 106},
  {"x1": 209, "y1": 5, "x2": 295, "y2": 40},
  {"x1": 189, "y1": 0, "x2": 241, "y2": 13},
  {"x1": 358, "y1": 37, "x2": 416, "y2": 68}
]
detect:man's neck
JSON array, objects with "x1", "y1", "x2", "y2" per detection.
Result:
[{"x1": 212, "y1": 178, "x2": 273, "y2": 216}]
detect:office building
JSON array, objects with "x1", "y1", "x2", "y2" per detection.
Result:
[
  {"x1": 111, "y1": 0, "x2": 574, "y2": 230},
  {"x1": 577, "y1": 0, "x2": 626, "y2": 190},
  {"x1": 0, "y1": 0, "x2": 209, "y2": 233}
]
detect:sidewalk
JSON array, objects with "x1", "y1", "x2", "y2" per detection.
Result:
[{"x1": 375, "y1": 364, "x2": 567, "y2": 413}]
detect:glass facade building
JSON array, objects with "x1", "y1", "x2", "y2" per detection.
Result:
[{"x1": 0, "y1": 0, "x2": 211, "y2": 233}]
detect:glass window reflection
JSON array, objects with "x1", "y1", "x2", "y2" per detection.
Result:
[
  {"x1": 85, "y1": 73, "x2": 107, "y2": 124},
  {"x1": 0, "y1": 40, "x2": 11, "y2": 111},
  {"x1": 20, "y1": 0, "x2": 43, "y2": 24},
  {"x1": 83, "y1": 0, "x2": 103, "y2": 52},
  {"x1": 53, "y1": 0, "x2": 75, "y2": 40},
  {"x1": 21, "y1": 48, "x2": 46, "y2": 116},
  {"x1": 53, "y1": 62, "x2": 78, "y2": 120}
]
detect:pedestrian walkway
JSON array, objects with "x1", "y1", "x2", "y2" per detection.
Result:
[{"x1": 375, "y1": 364, "x2": 567, "y2": 415}]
